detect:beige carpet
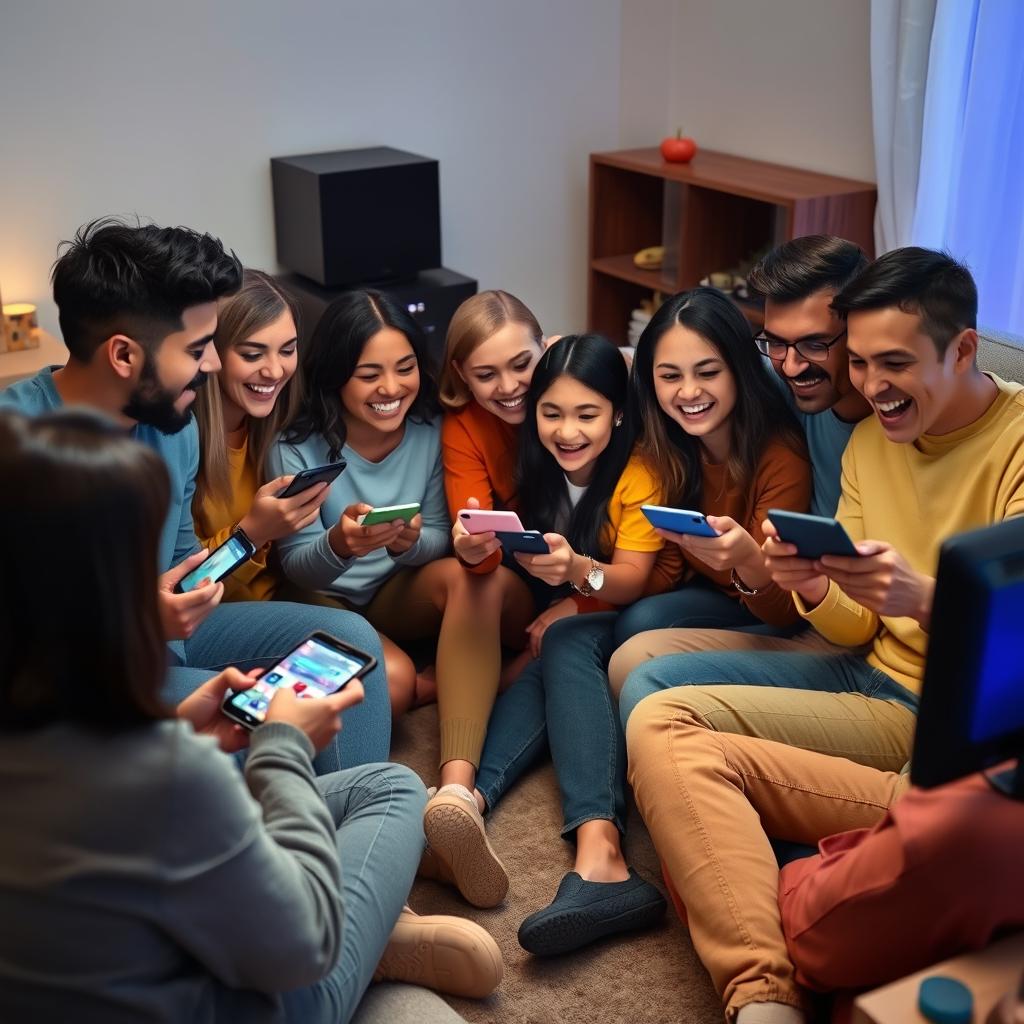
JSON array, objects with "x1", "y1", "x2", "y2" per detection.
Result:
[{"x1": 390, "y1": 704, "x2": 724, "y2": 1024}]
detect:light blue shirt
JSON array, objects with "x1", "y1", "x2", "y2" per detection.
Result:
[
  {"x1": 268, "y1": 417, "x2": 451, "y2": 606},
  {"x1": 0, "y1": 366, "x2": 201, "y2": 571},
  {"x1": 797, "y1": 408, "x2": 858, "y2": 517}
]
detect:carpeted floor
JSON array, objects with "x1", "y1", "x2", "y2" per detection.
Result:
[{"x1": 390, "y1": 704, "x2": 724, "y2": 1024}]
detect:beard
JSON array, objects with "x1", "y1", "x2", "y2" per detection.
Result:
[{"x1": 122, "y1": 359, "x2": 207, "y2": 435}]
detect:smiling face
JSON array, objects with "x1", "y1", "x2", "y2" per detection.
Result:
[
  {"x1": 457, "y1": 322, "x2": 542, "y2": 424},
  {"x1": 763, "y1": 289, "x2": 852, "y2": 414},
  {"x1": 536, "y1": 373, "x2": 616, "y2": 485},
  {"x1": 652, "y1": 323, "x2": 736, "y2": 461},
  {"x1": 340, "y1": 326, "x2": 420, "y2": 438},
  {"x1": 122, "y1": 302, "x2": 221, "y2": 433},
  {"x1": 218, "y1": 308, "x2": 298, "y2": 426},
  {"x1": 846, "y1": 307, "x2": 966, "y2": 442}
]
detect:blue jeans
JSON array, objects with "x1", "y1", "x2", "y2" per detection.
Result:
[
  {"x1": 281, "y1": 763, "x2": 427, "y2": 1024},
  {"x1": 476, "y1": 591, "x2": 768, "y2": 836},
  {"x1": 164, "y1": 602, "x2": 391, "y2": 772},
  {"x1": 618, "y1": 649, "x2": 919, "y2": 729}
]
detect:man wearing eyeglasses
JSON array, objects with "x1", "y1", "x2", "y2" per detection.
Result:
[{"x1": 749, "y1": 235, "x2": 871, "y2": 517}]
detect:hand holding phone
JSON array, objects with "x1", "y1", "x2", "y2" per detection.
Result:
[
  {"x1": 241, "y1": 473, "x2": 333, "y2": 548},
  {"x1": 277, "y1": 461, "x2": 347, "y2": 499},
  {"x1": 330, "y1": 503, "x2": 409, "y2": 559},
  {"x1": 761, "y1": 517, "x2": 831, "y2": 605},
  {"x1": 265, "y1": 679, "x2": 365, "y2": 752},
  {"x1": 222, "y1": 632, "x2": 376, "y2": 734},
  {"x1": 452, "y1": 497, "x2": 502, "y2": 566},
  {"x1": 158, "y1": 550, "x2": 225, "y2": 640},
  {"x1": 515, "y1": 533, "x2": 577, "y2": 585}
]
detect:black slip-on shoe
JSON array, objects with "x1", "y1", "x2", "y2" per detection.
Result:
[{"x1": 517, "y1": 868, "x2": 667, "y2": 956}]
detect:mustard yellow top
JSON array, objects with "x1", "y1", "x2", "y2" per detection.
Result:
[
  {"x1": 796, "y1": 375, "x2": 1024, "y2": 694},
  {"x1": 195, "y1": 435, "x2": 278, "y2": 602}
]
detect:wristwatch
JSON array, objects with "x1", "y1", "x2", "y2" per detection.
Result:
[{"x1": 572, "y1": 556, "x2": 605, "y2": 597}]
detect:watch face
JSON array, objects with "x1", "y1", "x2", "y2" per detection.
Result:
[{"x1": 587, "y1": 565, "x2": 605, "y2": 591}]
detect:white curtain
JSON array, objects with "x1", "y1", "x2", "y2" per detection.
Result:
[
  {"x1": 871, "y1": 0, "x2": 1024, "y2": 335},
  {"x1": 869, "y1": 0, "x2": 937, "y2": 254}
]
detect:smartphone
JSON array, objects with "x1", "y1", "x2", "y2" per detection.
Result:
[
  {"x1": 277, "y1": 460, "x2": 347, "y2": 499},
  {"x1": 767, "y1": 509, "x2": 859, "y2": 559},
  {"x1": 641, "y1": 505, "x2": 719, "y2": 538},
  {"x1": 496, "y1": 530, "x2": 551, "y2": 555},
  {"x1": 358, "y1": 503, "x2": 421, "y2": 527},
  {"x1": 221, "y1": 631, "x2": 378, "y2": 730},
  {"x1": 458, "y1": 508, "x2": 525, "y2": 534},
  {"x1": 175, "y1": 531, "x2": 257, "y2": 594}
]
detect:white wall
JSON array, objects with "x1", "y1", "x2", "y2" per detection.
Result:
[
  {"x1": 0, "y1": 0, "x2": 621, "y2": 337},
  {"x1": 621, "y1": 0, "x2": 875, "y2": 181}
]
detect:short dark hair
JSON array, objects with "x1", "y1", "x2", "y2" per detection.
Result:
[
  {"x1": 0, "y1": 409, "x2": 170, "y2": 732},
  {"x1": 287, "y1": 289, "x2": 440, "y2": 462},
  {"x1": 52, "y1": 217, "x2": 243, "y2": 362},
  {"x1": 747, "y1": 235, "x2": 869, "y2": 304},
  {"x1": 831, "y1": 246, "x2": 977, "y2": 354}
]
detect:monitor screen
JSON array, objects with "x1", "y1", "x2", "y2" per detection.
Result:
[{"x1": 911, "y1": 517, "x2": 1024, "y2": 790}]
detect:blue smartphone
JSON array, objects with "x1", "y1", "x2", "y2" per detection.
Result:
[
  {"x1": 175, "y1": 531, "x2": 257, "y2": 594},
  {"x1": 641, "y1": 505, "x2": 719, "y2": 538},
  {"x1": 496, "y1": 530, "x2": 551, "y2": 554},
  {"x1": 767, "y1": 509, "x2": 859, "y2": 559}
]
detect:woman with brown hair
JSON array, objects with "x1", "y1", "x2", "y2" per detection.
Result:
[
  {"x1": 192, "y1": 269, "x2": 329, "y2": 601},
  {"x1": 0, "y1": 408, "x2": 502, "y2": 1022}
]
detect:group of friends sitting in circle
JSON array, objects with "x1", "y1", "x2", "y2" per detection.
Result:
[{"x1": 2, "y1": 220, "x2": 1023, "y2": 1024}]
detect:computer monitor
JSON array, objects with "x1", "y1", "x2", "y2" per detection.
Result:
[{"x1": 911, "y1": 516, "x2": 1024, "y2": 797}]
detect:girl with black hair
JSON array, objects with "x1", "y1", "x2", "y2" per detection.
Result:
[
  {"x1": 506, "y1": 288, "x2": 812, "y2": 959},
  {"x1": 425, "y1": 334, "x2": 678, "y2": 914}
]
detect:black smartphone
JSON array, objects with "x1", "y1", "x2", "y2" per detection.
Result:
[
  {"x1": 221, "y1": 631, "x2": 378, "y2": 730},
  {"x1": 277, "y1": 460, "x2": 347, "y2": 498},
  {"x1": 175, "y1": 530, "x2": 257, "y2": 594},
  {"x1": 496, "y1": 530, "x2": 551, "y2": 554},
  {"x1": 767, "y1": 509, "x2": 859, "y2": 559}
]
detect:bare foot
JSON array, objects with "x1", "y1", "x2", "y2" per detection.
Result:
[
  {"x1": 499, "y1": 648, "x2": 533, "y2": 691},
  {"x1": 413, "y1": 665, "x2": 438, "y2": 707}
]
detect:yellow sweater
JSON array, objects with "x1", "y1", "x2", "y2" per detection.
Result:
[
  {"x1": 194, "y1": 436, "x2": 278, "y2": 602},
  {"x1": 798, "y1": 374, "x2": 1024, "y2": 694}
]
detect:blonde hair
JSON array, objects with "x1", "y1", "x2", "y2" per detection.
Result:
[
  {"x1": 438, "y1": 290, "x2": 543, "y2": 409},
  {"x1": 193, "y1": 270, "x2": 304, "y2": 532}
]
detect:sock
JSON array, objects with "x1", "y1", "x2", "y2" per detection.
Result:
[{"x1": 735, "y1": 1002, "x2": 805, "y2": 1024}]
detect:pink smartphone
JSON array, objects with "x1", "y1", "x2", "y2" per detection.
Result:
[{"x1": 457, "y1": 508, "x2": 525, "y2": 534}]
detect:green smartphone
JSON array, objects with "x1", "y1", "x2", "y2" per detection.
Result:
[{"x1": 358, "y1": 502, "x2": 421, "y2": 527}]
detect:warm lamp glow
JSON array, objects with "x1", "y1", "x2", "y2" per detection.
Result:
[{"x1": 2, "y1": 301, "x2": 40, "y2": 353}]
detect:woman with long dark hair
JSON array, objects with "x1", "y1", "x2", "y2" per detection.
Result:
[
  {"x1": 0, "y1": 408, "x2": 502, "y2": 1023},
  {"x1": 425, "y1": 334, "x2": 677, "y2": 919},
  {"x1": 505, "y1": 289, "x2": 812, "y2": 958}
]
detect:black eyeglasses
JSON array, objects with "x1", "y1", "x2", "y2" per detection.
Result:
[{"x1": 753, "y1": 327, "x2": 847, "y2": 363}]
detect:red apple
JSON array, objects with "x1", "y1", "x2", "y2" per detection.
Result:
[{"x1": 660, "y1": 131, "x2": 697, "y2": 164}]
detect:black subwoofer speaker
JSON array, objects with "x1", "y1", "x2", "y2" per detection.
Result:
[{"x1": 271, "y1": 146, "x2": 441, "y2": 288}]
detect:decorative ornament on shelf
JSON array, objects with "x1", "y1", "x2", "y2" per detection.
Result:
[
  {"x1": 1, "y1": 286, "x2": 41, "y2": 352},
  {"x1": 660, "y1": 130, "x2": 698, "y2": 164}
]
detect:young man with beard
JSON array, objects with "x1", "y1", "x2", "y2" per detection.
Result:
[
  {"x1": 620, "y1": 247, "x2": 1024, "y2": 1023},
  {"x1": 0, "y1": 219, "x2": 390, "y2": 768}
]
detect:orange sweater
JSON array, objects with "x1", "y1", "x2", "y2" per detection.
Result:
[
  {"x1": 442, "y1": 402, "x2": 520, "y2": 574},
  {"x1": 668, "y1": 438, "x2": 812, "y2": 626}
]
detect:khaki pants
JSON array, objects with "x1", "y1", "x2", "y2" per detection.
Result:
[{"x1": 627, "y1": 689, "x2": 911, "y2": 1018}]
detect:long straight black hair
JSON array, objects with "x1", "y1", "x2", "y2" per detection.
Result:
[
  {"x1": 630, "y1": 287, "x2": 805, "y2": 511},
  {"x1": 286, "y1": 289, "x2": 440, "y2": 460},
  {"x1": 516, "y1": 334, "x2": 634, "y2": 559}
]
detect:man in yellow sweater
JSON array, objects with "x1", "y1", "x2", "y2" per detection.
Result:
[{"x1": 620, "y1": 248, "x2": 1024, "y2": 1024}]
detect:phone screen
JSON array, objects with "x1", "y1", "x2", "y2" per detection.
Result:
[
  {"x1": 227, "y1": 636, "x2": 366, "y2": 725},
  {"x1": 179, "y1": 535, "x2": 252, "y2": 593}
]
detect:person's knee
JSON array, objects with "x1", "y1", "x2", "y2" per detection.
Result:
[
  {"x1": 345, "y1": 762, "x2": 428, "y2": 817},
  {"x1": 608, "y1": 633, "x2": 657, "y2": 699},
  {"x1": 384, "y1": 645, "x2": 417, "y2": 718}
]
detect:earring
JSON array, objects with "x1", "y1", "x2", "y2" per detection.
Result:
[{"x1": 615, "y1": 414, "x2": 623, "y2": 427}]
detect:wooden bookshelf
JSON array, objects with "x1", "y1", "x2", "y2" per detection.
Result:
[{"x1": 587, "y1": 147, "x2": 876, "y2": 344}]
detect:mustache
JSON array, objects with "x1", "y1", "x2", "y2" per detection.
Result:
[
  {"x1": 186, "y1": 371, "x2": 209, "y2": 392},
  {"x1": 784, "y1": 367, "x2": 830, "y2": 384}
]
